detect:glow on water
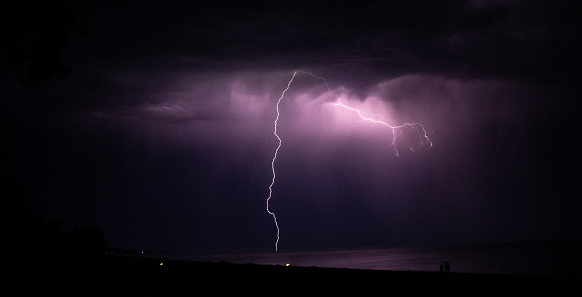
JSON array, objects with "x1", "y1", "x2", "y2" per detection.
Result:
[{"x1": 155, "y1": 240, "x2": 582, "y2": 275}]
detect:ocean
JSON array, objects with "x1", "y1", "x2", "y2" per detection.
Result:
[{"x1": 150, "y1": 239, "x2": 582, "y2": 275}]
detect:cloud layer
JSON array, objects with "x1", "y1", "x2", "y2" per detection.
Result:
[{"x1": 4, "y1": 0, "x2": 581, "y2": 252}]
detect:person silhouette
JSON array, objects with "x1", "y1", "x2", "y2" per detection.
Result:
[
  {"x1": 440, "y1": 263, "x2": 444, "y2": 272},
  {"x1": 445, "y1": 261, "x2": 450, "y2": 272}
]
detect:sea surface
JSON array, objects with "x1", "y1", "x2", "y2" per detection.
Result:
[{"x1": 149, "y1": 239, "x2": 582, "y2": 275}]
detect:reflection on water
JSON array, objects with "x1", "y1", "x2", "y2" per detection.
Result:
[{"x1": 150, "y1": 239, "x2": 582, "y2": 275}]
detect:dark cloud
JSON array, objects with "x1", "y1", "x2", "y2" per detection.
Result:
[{"x1": 68, "y1": 0, "x2": 579, "y2": 106}]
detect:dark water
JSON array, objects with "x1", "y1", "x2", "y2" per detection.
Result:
[{"x1": 160, "y1": 240, "x2": 582, "y2": 275}]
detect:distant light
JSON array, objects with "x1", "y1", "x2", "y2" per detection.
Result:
[
  {"x1": 285, "y1": 263, "x2": 291, "y2": 267},
  {"x1": 160, "y1": 262, "x2": 164, "y2": 266}
]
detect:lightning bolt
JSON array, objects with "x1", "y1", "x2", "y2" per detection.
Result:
[
  {"x1": 266, "y1": 72, "x2": 297, "y2": 252},
  {"x1": 266, "y1": 71, "x2": 432, "y2": 251}
]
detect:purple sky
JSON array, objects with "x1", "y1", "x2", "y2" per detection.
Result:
[{"x1": 2, "y1": 0, "x2": 581, "y2": 252}]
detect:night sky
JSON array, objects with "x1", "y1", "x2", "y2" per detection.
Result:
[{"x1": 2, "y1": 0, "x2": 581, "y2": 253}]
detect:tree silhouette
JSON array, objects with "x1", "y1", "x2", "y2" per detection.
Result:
[
  {"x1": 65, "y1": 223, "x2": 108, "y2": 263},
  {"x1": 1, "y1": 170, "x2": 107, "y2": 268},
  {"x1": 0, "y1": 0, "x2": 90, "y2": 88},
  {"x1": 0, "y1": 0, "x2": 104, "y2": 272}
]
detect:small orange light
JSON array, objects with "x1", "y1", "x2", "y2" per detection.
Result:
[
  {"x1": 160, "y1": 262, "x2": 164, "y2": 266},
  {"x1": 285, "y1": 263, "x2": 290, "y2": 267}
]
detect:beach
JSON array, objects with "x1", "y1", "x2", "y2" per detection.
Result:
[{"x1": 8, "y1": 255, "x2": 580, "y2": 296}]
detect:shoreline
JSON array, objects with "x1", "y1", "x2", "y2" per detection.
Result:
[
  {"x1": 108, "y1": 238, "x2": 582, "y2": 275},
  {"x1": 9, "y1": 255, "x2": 580, "y2": 295}
]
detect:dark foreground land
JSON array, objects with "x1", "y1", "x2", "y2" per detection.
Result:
[{"x1": 7, "y1": 255, "x2": 581, "y2": 296}]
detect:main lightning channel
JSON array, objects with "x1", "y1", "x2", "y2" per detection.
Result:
[{"x1": 266, "y1": 72, "x2": 297, "y2": 252}]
